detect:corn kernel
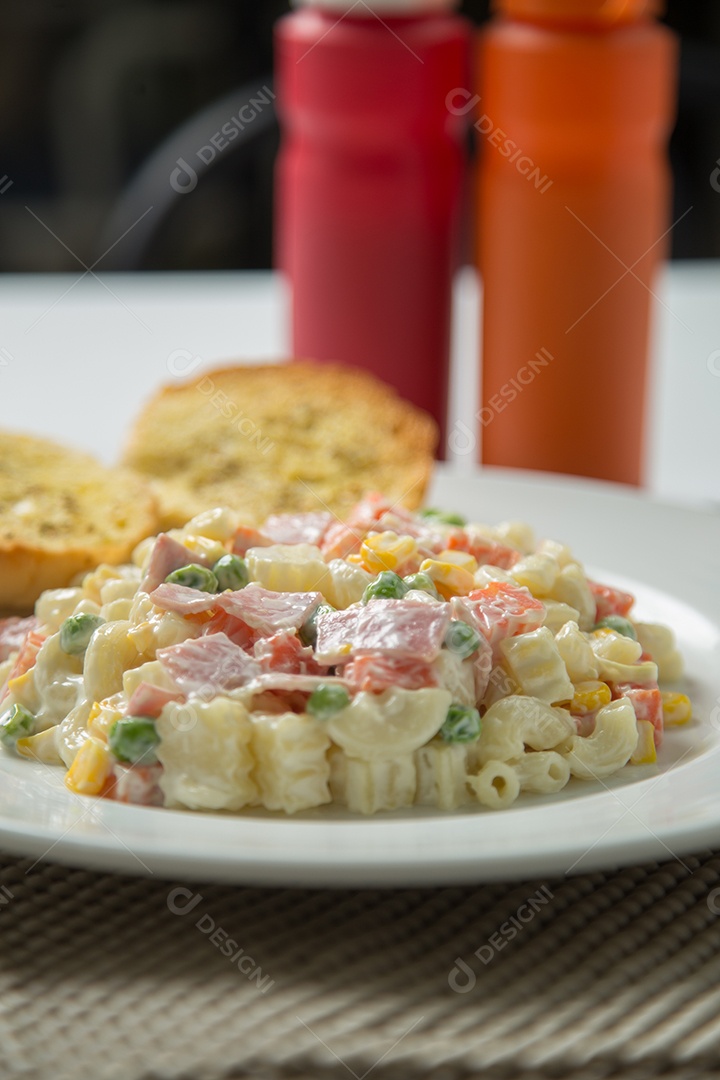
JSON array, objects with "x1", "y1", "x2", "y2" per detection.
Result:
[
  {"x1": 7, "y1": 671, "x2": 33, "y2": 692},
  {"x1": 177, "y1": 534, "x2": 227, "y2": 565},
  {"x1": 419, "y1": 558, "x2": 475, "y2": 600},
  {"x1": 183, "y1": 609, "x2": 216, "y2": 625},
  {"x1": 437, "y1": 549, "x2": 479, "y2": 574},
  {"x1": 661, "y1": 691, "x2": 692, "y2": 726},
  {"x1": 87, "y1": 701, "x2": 102, "y2": 726},
  {"x1": 570, "y1": 680, "x2": 612, "y2": 716},
  {"x1": 630, "y1": 719, "x2": 657, "y2": 765},
  {"x1": 87, "y1": 699, "x2": 124, "y2": 741},
  {"x1": 360, "y1": 532, "x2": 417, "y2": 574},
  {"x1": 65, "y1": 739, "x2": 113, "y2": 796},
  {"x1": 345, "y1": 554, "x2": 364, "y2": 567}
]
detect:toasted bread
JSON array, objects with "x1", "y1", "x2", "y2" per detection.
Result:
[
  {"x1": 123, "y1": 362, "x2": 438, "y2": 528},
  {"x1": 0, "y1": 431, "x2": 158, "y2": 612}
]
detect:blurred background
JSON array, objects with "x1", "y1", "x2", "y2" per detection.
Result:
[{"x1": 0, "y1": 0, "x2": 718, "y2": 274}]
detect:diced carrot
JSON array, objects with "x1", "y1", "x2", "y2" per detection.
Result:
[{"x1": 588, "y1": 580, "x2": 635, "y2": 620}]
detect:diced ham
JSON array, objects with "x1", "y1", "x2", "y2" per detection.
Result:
[
  {"x1": 573, "y1": 714, "x2": 597, "y2": 738},
  {"x1": 374, "y1": 510, "x2": 430, "y2": 541},
  {"x1": 216, "y1": 584, "x2": 322, "y2": 636},
  {"x1": 110, "y1": 763, "x2": 164, "y2": 806},
  {"x1": 125, "y1": 681, "x2": 184, "y2": 718},
  {"x1": 254, "y1": 629, "x2": 325, "y2": 676},
  {"x1": 262, "y1": 511, "x2": 332, "y2": 547},
  {"x1": 446, "y1": 530, "x2": 520, "y2": 570},
  {"x1": 232, "y1": 525, "x2": 273, "y2": 556},
  {"x1": 451, "y1": 583, "x2": 545, "y2": 650},
  {"x1": 157, "y1": 632, "x2": 261, "y2": 696},
  {"x1": 588, "y1": 580, "x2": 635, "y2": 621},
  {"x1": 342, "y1": 654, "x2": 438, "y2": 693},
  {"x1": 140, "y1": 533, "x2": 210, "y2": 594},
  {"x1": 348, "y1": 492, "x2": 395, "y2": 526},
  {"x1": 149, "y1": 582, "x2": 219, "y2": 615},
  {"x1": 614, "y1": 684, "x2": 663, "y2": 748},
  {"x1": 0, "y1": 629, "x2": 46, "y2": 705},
  {"x1": 320, "y1": 521, "x2": 364, "y2": 561},
  {"x1": 320, "y1": 493, "x2": 404, "y2": 560},
  {"x1": 201, "y1": 608, "x2": 257, "y2": 650},
  {"x1": 315, "y1": 599, "x2": 451, "y2": 665},
  {"x1": 0, "y1": 616, "x2": 38, "y2": 662}
]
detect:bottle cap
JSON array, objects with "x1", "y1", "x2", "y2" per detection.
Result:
[
  {"x1": 292, "y1": 0, "x2": 458, "y2": 12},
  {"x1": 494, "y1": 0, "x2": 662, "y2": 23}
]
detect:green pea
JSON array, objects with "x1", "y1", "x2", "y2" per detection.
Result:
[
  {"x1": 0, "y1": 703, "x2": 35, "y2": 750},
  {"x1": 59, "y1": 613, "x2": 105, "y2": 656},
  {"x1": 593, "y1": 615, "x2": 637, "y2": 640},
  {"x1": 213, "y1": 553, "x2": 248, "y2": 592},
  {"x1": 165, "y1": 564, "x2": 218, "y2": 593},
  {"x1": 403, "y1": 572, "x2": 441, "y2": 600},
  {"x1": 108, "y1": 716, "x2": 160, "y2": 765},
  {"x1": 299, "y1": 603, "x2": 335, "y2": 649},
  {"x1": 444, "y1": 620, "x2": 482, "y2": 659},
  {"x1": 307, "y1": 683, "x2": 351, "y2": 722},
  {"x1": 362, "y1": 571, "x2": 410, "y2": 603},
  {"x1": 419, "y1": 508, "x2": 467, "y2": 527},
  {"x1": 440, "y1": 703, "x2": 482, "y2": 744}
]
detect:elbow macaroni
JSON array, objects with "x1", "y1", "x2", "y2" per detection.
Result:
[
  {"x1": 0, "y1": 496, "x2": 692, "y2": 817},
  {"x1": 477, "y1": 696, "x2": 575, "y2": 763},
  {"x1": 499, "y1": 628, "x2": 574, "y2": 705},
  {"x1": 564, "y1": 699, "x2": 639, "y2": 779}
]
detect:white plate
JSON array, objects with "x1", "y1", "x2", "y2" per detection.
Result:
[{"x1": 1, "y1": 464, "x2": 719, "y2": 887}]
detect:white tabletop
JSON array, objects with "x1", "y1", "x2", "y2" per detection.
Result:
[{"x1": 0, "y1": 264, "x2": 718, "y2": 509}]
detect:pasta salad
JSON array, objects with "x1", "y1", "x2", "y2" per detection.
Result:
[{"x1": 0, "y1": 494, "x2": 692, "y2": 814}]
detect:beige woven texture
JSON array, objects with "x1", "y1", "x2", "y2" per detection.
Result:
[{"x1": 2, "y1": 850, "x2": 720, "y2": 1080}]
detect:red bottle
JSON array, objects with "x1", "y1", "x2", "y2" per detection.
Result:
[{"x1": 274, "y1": 1, "x2": 470, "y2": 448}]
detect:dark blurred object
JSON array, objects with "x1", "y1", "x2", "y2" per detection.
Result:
[
  {"x1": 0, "y1": 0, "x2": 718, "y2": 271},
  {"x1": 0, "y1": 1, "x2": 285, "y2": 272}
]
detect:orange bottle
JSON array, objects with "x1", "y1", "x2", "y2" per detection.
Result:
[{"x1": 477, "y1": 0, "x2": 678, "y2": 484}]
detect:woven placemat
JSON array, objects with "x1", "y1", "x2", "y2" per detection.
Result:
[{"x1": 2, "y1": 849, "x2": 720, "y2": 1080}]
